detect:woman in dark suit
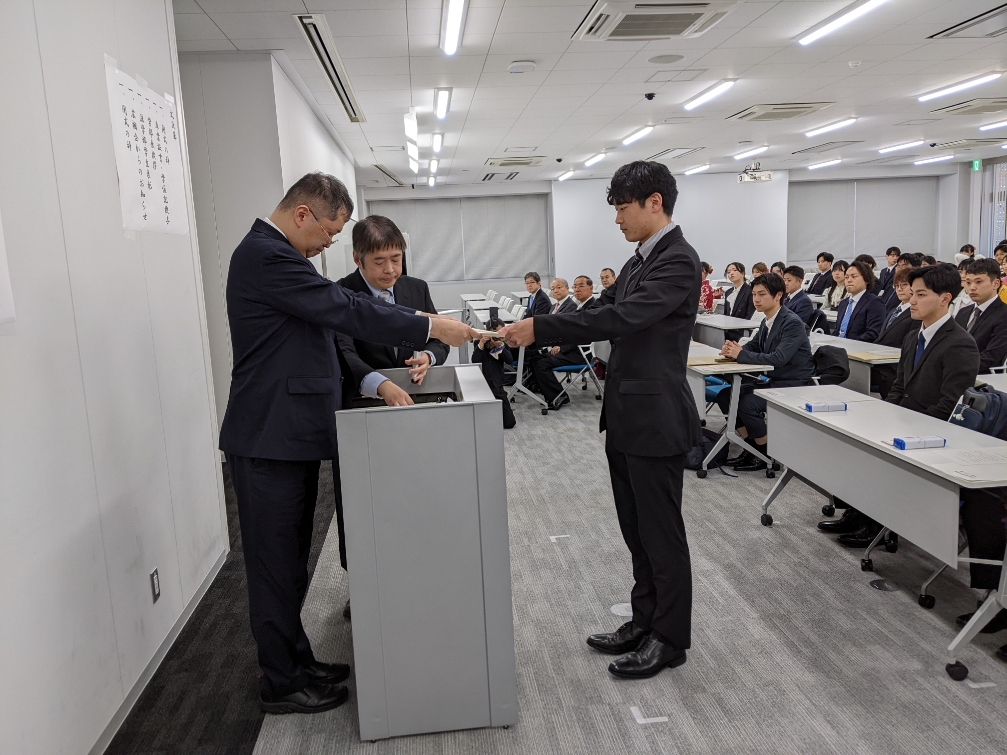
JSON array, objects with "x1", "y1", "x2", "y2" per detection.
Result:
[{"x1": 722, "y1": 261, "x2": 754, "y2": 341}]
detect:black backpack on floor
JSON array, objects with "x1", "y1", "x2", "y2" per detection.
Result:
[{"x1": 685, "y1": 427, "x2": 730, "y2": 470}]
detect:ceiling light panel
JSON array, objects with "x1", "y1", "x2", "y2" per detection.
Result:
[
  {"x1": 406, "y1": 142, "x2": 418, "y2": 160},
  {"x1": 918, "y1": 73, "x2": 1002, "y2": 102},
  {"x1": 684, "y1": 80, "x2": 736, "y2": 111},
  {"x1": 430, "y1": 158, "x2": 439, "y2": 173},
  {"x1": 808, "y1": 159, "x2": 842, "y2": 169},
  {"x1": 432, "y1": 133, "x2": 443, "y2": 152},
  {"x1": 684, "y1": 165, "x2": 710, "y2": 175},
  {"x1": 915, "y1": 154, "x2": 954, "y2": 164},
  {"x1": 434, "y1": 88, "x2": 452, "y2": 119},
  {"x1": 806, "y1": 118, "x2": 857, "y2": 137},
  {"x1": 622, "y1": 126, "x2": 653, "y2": 145},
  {"x1": 557, "y1": 170, "x2": 574, "y2": 181},
  {"x1": 734, "y1": 146, "x2": 768, "y2": 160},
  {"x1": 980, "y1": 120, "x2": 1007, "y2": 131},
  {"x1": 440, "y1": 0, "x2": 468, "y2": 56},
  {"x1": 879, "y1": 140, "x2": 924, "y2": 153},
  {"x1": 584, "y1": 153, "x2": 605, "y2": 167},
  {"x1": 798, "y1": 0, "x2": 889, "y2": 46}
]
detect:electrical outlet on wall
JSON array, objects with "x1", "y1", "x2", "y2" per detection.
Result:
[{"x1": 150, "y1": 568, "x2": 160, "y2": 604}]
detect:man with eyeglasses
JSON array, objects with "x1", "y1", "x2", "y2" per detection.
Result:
[{"x1": 220, "y1": 172, "x2": 475, "y2": 716}]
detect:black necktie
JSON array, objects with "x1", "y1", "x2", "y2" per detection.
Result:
[
  {"x1": 625, "y1": 251, "x2": 644, "y2": 291},
  {"x1": 967, "y1": 306, "x2": 980, "y2": 333}
]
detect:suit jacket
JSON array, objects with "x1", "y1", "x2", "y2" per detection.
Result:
[
  {"x1": 544, "y1": 297, "x2": 580, "y2": 359},
  {"x1": 534, "y1": 225, "x2": 702, "y2": 457},
  {"x1": 955, "y1": 297, "x2": 1007, "y2": 374},
  {"x1": 723, "y1": 282, "x2": 755, "y2": 320},
  {"x1": 807, "y1": 272, "x2": 831, "y2": 296},
  {"x1": 782, "y1": 289, "x2": 815, "y2": 325},
  {"x1": 219, "y1": 220, "x2": 429, "y2": 461},
  {"x1": 834, "y1": 292, "x2": 886, "y2": 343},
  {"x1": 879, "y1": 286, "x2": 900, "y2": 313},
  {"x1": 877, "y1": 265, "x2": 896, "y2": 294},
  {"x1": 885, "y1": 317, "x2": 980, "y2": 420},
  {"x1": 737, "y1": 306, "x2": 815, "y2": 387},
  {"x1": 334, "y1": 269, "x2": 448, "y2": 392},
  {"x1": 875, "y1": 304, "x2": 918, "y2": 348},
  {"x1": 524, "y1": 289, "x2": 551, "y2": 318}
]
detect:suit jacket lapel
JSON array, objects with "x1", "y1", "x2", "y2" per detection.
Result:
[{"x1": 908, "y1": 319, "x2": 952, "y2": 382}]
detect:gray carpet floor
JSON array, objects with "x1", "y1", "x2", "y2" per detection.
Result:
[{"x1": 254, "y1": 391, "x2": 1007, "y2": 755}]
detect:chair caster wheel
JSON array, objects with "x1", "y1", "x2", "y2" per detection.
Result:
[
  {"x1": 885, "y1": 538, "x2": 899, "y2": 553},
  {"x1": 595, "y1": 395, "x2": 601, "y2": 400},
  {"x1": 760, "y1": 513, "x2": 773, "y2": 526},
  {"x1": 946, "y1": 661, "x2": 968, "y2": 681},
  {"x1": 696, "y1": 469, "x2": 708, "y2": 479},
  {"x1": 822, "y1": 505, "x2": 835, "y2": 517},
  {"x1": 772, "y1": 461, "x2": 781, "y2": 471},
  {"x1": 766, "y1": 469, "x2": 775, "y2": 478},
  {"x1": 919, "y1": 594, "x2": 936, "y2": 609},
  {"x1": 541, "y1": 408, "x2": 548, "y2": 415},
  {"x1": 861, "y1": 558, "x2": 873, "y2": 572}
]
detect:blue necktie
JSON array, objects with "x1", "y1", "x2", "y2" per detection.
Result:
[
  {"x1": 838, "y1": 300, "x2": 855, "y2": 338},
  {"x1": 913, "y1": 331, "x2": 926, "y2": 368},
  {"x1": 886, "y1": 305, "x2": 901, "y2": 328}
]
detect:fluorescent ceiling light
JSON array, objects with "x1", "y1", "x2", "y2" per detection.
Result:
[
  {"x1": 557, "y1": 170, "x2": 575, "y2": 181},
  {"x1": 428, "y1": 176, "x2": 436, "y2": 187},
  {"x1": 404, "y1": 111, "x2": 417, "y2": 142},
  {"x1": 799, "y1": 0, "x2": 889, "y2": 46},
  {"x1": 683, "y1": 80, "x2": 735, "y2": 111},
  {"x1": 434, "y1": 88, "x2": 452, "y2": 119},
  {"x1": 918, "y1": 73, "x2": 1002, "y2": 102},
  {"x1": 430, "y1": 158, "x2": 439, "y2": 173},
  {"x1": 684, "y1": 165, "x2": 710, "y2": 175},
  {"x1": 406, "y1": 142, "x2": 418, "y2": 160},
  {"x1": 584, "y1": 153, "x2": 605, "y2": 167},
  {"x1": 440, "y1": 0, "x2": 468, "y2": 56},
  {"x1": 432, "y1": 133, "x2": 443, "y2": 152},
  {"x1": 915, "y1": 154, "x2": 954, "y2": 165},
  {"x1": 409, "y1": 158, "x2": 419, "y2": 173},
  {"x1": 622, "y1": 126, "x2": 653, "y2": 145},
  {"x1": 979, "y1": 120, "x2": 1007, "y2": 131},
  {"x1": 878, "y1": 140, "x2": 924, "y2": 153},
  {"x1": 808, "y1": 159, "x2": 842, "y2": 170},
  {"x1": 805, "y1": 118, "x2": 857, "y2": 137},
  {"x1": 734, "y1": 146, "x2": 767, "y2": 160}
]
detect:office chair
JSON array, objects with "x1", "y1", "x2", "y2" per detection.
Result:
[
  {"x1": 808, "y1": 309, "x2": 830, "y2": 335},
  {"x1": 543, "y1": 345, "x2": 603, "y2": 415}
]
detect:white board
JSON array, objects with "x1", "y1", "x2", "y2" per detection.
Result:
[
  {"x1": 103, "y1": 57, "x2": 189, "y2": 235},
  {"x1": 0, "y1": 203, "x2": 13, "y2": 324}
]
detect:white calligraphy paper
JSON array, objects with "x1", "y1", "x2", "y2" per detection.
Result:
[{"x1": 104, "y1": 57, "x2": 188, "y2": 235}]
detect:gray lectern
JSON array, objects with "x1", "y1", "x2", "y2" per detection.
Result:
[{"x1": 335, "y1": 365, "x2": 518, "y2": 741}]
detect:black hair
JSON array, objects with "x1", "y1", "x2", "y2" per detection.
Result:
[
  {"x1": 601, "y1": 267, "x2": 616, "y2": 276},
  {"x1": 817, "y1": 252, "x2": 835, "y2": 264},
  {"x1": 886, "y1": 246, "x2": 900, "y2": 257},
  {"x1": 826, "y1": 260, "x2": 848, "y2": 299},
  {"x1": 524, "y1": 271, "x2": 541, "y2": 283},
  {"x1": 848, "y1": 260, "x2": 877, "y2": 289},
  {"x1": 752, "y1": 272, "x2": 786, "y2": 301},
  {"x1": 897, "y1": 252, "x2": 923, "y2": 267},
  {"x1": 701, "y1": 261, "x2": 713, "y2": 274},
  {"x1": 725, "y1": 261, "x2": 746, "y2": 276},
  {"x1": 352, "y1": 215, "x2": 406, "y2": 258},
  {"x1": 967, "y1": 258, "x2": 1003, "y2": 284},
  {"x1": 854, "y1": 253, "x2": 876, "y2": 269},
  {"x1": 960, "y1": 244, "x2": 976, "y2": 256},
  {"x1": 958, "y1": 259, "x2": 972, "y2": 271},
  {"x1": 783, "y1": 265, "x2": 805, "y2": 279},
  {"x1": 995, "y1": 243, "x2": 1007, "y2": 256},
  {"x1": 574, "y1": 275, "x2": 594, "y2": 287},
  {"x1": 922, "y1": 255, "x2": 937, "y2": 266},
  {"x1": 771, "y1": 261, "x2": 786, "y2": 273},
  {"x1": 277, "y1": 171, "x2": 354, "y2": 219},
  {"x1": 606, "y1": 161, "x2": 678, "y2": 217},
  {"x1": 907, "y1": 262, "x2": 961, "y2": 299},
  {"x1": 487, "y1": 316, "x2": 507, "y2": 330}
]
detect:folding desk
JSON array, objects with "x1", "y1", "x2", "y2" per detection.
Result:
[
  {"x1": 693, "y1": 313, "x2": 758, "y2": 348},
  {"x1": 808, "y1": 333, "x2": 901, "y2": 394}
]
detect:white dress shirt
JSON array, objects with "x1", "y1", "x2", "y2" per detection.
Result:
[{"x1": 919, "y1": 311, "x2": 952, "y2": 351}]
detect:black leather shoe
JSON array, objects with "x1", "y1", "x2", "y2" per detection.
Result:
[
  {"x1": 550, "y1": 395, "x2": 570, "y2": 410},
  {"x1": 304, "y1": 660, "x2": 351, "y2": 685},
  {"x1": 733, "y1": 454, "x2": 767, "y2": 472},
  {"x1": 260, "y1": 682, "x2": 349, "y2": 714},
  {"x1": 956, "y1": 607, "x2": 1007, "y2": 633},
  {"x1": 608, "y1": 635, "x2": 687, "y2": 679},
  {"x1": 837, "y1": 523, "x2": 883, "y2": 548},
  {"x1": 997, "y1": 644, "x2": 1007, "y2": 662},
  {"x1": 726, "y1": 444, "x2": 753, "y2": 465},
  {"x1": 586, "y1": 621, "x2": 647, "y2": 655},
  {"x1": 342, "y1": 599, "x2": 351, "y2": 620},
  {"x1": 818, "y1": 508, "x2": 864, "y2": 534}
]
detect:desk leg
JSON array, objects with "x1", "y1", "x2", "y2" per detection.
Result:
[
  {"x1": 506, "y1": 345, "x2": 548, "y2": 411},
  {"x1": 944, "y1": 541, "x2": 1007, "y2": 681},
  {"x1": 701, "y1": 373, "x2": 776, "y2": 478},
  {"x1": 759, "y1": 469, "x2": 794, "y2": 526},
  {"x1": 860, "y1": 527, "x2": 891, "y2": 572}
]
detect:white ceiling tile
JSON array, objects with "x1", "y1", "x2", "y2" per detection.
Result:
[
  {"x1": 349, "y1": 74, "x2": 412, "y2": 91},
  {"x1": 205, "y1": 11, "x2": 302, "y2": 38},
  {"x1": 197, "y1": 0, "x2": 306, "y2": 11},
  {"x1": 232, "y1": 37, "x2": 311, "y2": 51},
  {"x1": 176, "y1": 39, "x2": 239, "y2": 52},
  {"x1": 174, "y1": 12, "x2": 229, "y2": 41},
  {"x1": 329, "y1": 34, "x2": 411, "y2": 58},
  {"x1": 172, "y1": 0, "x2": 203, "y2": 12},
  {"x1": 478, "y1": 71, "x2": 551, "y2": 87},
  {"x1": 342, "y1": 56, "x2": 411, "y2": 76},
  {"x1": 554, "y1": 51, "x2": 637, "y2": 70},
  {"x1": 405, "y1": 6, "x2": 442, "y2": 36},
  {"x1": 489, "y1": 33, "x2": 572, "y2": 55},
  {"x1": 463, "y1": 5, "x2": 505, "y2": 35},
  {"x1": 495, "y1": 5, "x2": 586, "y2": 34},
  {"x1": 410, "y1": 55, "x2": 487, "y2": 74},
  {"x1": 321, "y1": 9, "x2": 408, "y2": 36}
]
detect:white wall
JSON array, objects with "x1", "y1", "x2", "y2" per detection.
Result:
[
  {"x1": 0, "y1": 2, "x2": 226, "y2": 754},
  {"x1": 552, "y1": 172, "x2": 789, "y2": 283}
]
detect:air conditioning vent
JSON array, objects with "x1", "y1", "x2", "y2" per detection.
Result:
[
  {"x1": 929, "y1": 5, "x2": 1007, "y2": 39},
  {"x1": 485, "y1": 156, "x2": 545, "y2": 167},
  {"x1": 481, "y1": 172, "x2": 519, "y2": 182},
  {"x1": 647, "y1": 147, "x2": 704, "y2": 160},
  {"x1": 572, "y1": 1, "x2": 738, "y2": 41},
  {"x1": 792, "y1": 141, "x2": 862, "y2": 155},
  {"x1": 934, "y1": 138, "x2": 1007, "y2": 149},
  {"x1": 726, "y1": 103, "x2": 832, "y2": 122},
  {"x1": 647, "y1": 69, "x2": 706, "y2": 82},
  {"x1": 294, "y1": 14, "x2": 366, "y2": 123},
  {"x1": 371, "y1": 146, "x2": 405, "y2": 152},
  {"x1": 895, "y1": 118, "x2": 940, "y2": 126},
  {"x1": 858, "y1": 155, "x2": 921, "y2": 165},
  {"x1": 373, "y1": 164, "x2": 405, "y2": 187},
  {"x1": 931, "y1": 98, "x2": 1007, "y2": 115}
]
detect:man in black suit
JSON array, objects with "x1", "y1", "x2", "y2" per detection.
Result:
[
  {"x1": 876, "y1": 246, "x2": 900, "y2": 294},
  {"x1": 717, "y1": 273, "x2": 815, "y2": 472},
  {"x1": 523, "y1": 271, "x2": 551, "y2": 318},
  {"x1": 600, "y1": 267, "x2": 617, "y2": 291},
  {"x1": 503, "y1": 161, "x2": 702, "y2": 679},
  {"x1": 532, "y1": 276, "x2": 598, "y2": 409},
  {"x1": 219, "y1": 173, "x2": 473, "y2": 714},
  {"x1": 781, "y1": 265, "x2": 815, "y2": 325},
  {"x1": 834, "y1": 260, "x2": 886, "y2": 342},
  {"x1": 871, "y1": 267, "x2": 918, "y2": 398},
  {"x1": 956, "y1": 258, "x2": 1007, "y2": 374},
  {"x1": 824, "y1": 263, "x2": 980, "y2": 546},
  {"x1": 807, "y1": 252, "x2": 834, "y2": 296},
  {"x1": 723, "y1": 261, "x2": 754, "y2": 341}
]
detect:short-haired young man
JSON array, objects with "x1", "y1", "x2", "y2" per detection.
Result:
[
  {"x1": 503, "y1": 161, "x2": 701, "y2": 679},
  {"x1": 835, "y1": 260, "x2": 886, "y2": 341},
  {"x1": 872, "y1": 266, "x2": 919, "y2": 398},
  {"x1": 808, "y1": 252, "x2": 835, "y2": 295},
  {"x1": 877, "y1": 246, "x2": 900, "y2": 293},
  {"x1": 956, "y1": 258, "x2": 1007, "y2": 373},
  {"x1": 897, "y1": 252, "x2": 923, "y2": 270},
  {"x1": 523, "y1": 271, "x2": 551, "y2": 318},
  {"x1": 781, "y1": 265, "x2": 815, "y2": 325},
  {"x1": 717, "y1": 273, "x2": 815, "y2": 472}
]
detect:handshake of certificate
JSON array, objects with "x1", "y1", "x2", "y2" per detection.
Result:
[{"x1": 421, "y1": 312, "x2": 516, "y2": 347}]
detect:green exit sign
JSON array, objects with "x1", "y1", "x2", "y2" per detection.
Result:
[{"x1": 973, "y1": 160, "x2": 981, "y2": 171}]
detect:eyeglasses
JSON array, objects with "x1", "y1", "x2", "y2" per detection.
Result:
[{"x1": 307, "y1": 208, "x2": 338, "y2": 242}]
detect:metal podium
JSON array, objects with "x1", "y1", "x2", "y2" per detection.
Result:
[{"x1": 335, "y1": 365, "x2": 518, "y2": 741}]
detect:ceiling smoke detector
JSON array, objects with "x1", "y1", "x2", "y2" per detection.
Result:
[
  {"x1": 508, "y1": 60, "x2": 537, "y2": 74},
  {"x1": 572, "y1": 1, "x2": 739, "y2": 41}
]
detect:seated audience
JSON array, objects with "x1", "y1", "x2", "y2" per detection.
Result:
[
  {"x1": 716, "y1": 274, "x2": 815, "y2": 472},
  {"x1": 752, "y1": 262, "x2": 769, "y2": 279},
  {"x1": 546, "y1": 277, "x2": 576, "y2": 315},
  {"x1": 472, "y1": 317, "x2": 516, "y2": 429},
  {"x1": 808, "y1": 252, "x2": 835, "y2": 295},
  {"x1": 822, "y1": 263, "x2": 980, "y2": 546},
  {"x1": 571, "y1": 275, "x2": 600, "y2": 312},
  {"x1": 994, "y1": 243, "x2": 1007, "y2": 303},
  {"x1": 723, "y1": 261, "x2": 755, "y2": 340},
  {"x1": 921, "y1": 255, "x2": 937, "y2": 266},
  {"x1": 770, "y1": 261, "x2": 786, "y2": 277},
  {"x1": 821, "y1": 260, "x2": 848, "y2": 311},
  {"x1": 699, "y1": 262, "x2": 715, "y2": 312},
  {"x1": 834, "y1": 260, "x2": 886, "y2": 342},
  {"x1": 951, "y1": 259, "x2": 974, "y2": 315},
  {"x1": 877, "y1": 246, "x2": 899, "y2": 293},
  {"x1": 956, "y1": 258, "x2": 1007, "y2": 373},
  {"x1": 897, "y1": 251, "x2": 923, "y2": 270},
  {"x1": 523, "y1": 271, "x2": 551, "y2": 317},
  {"x1": 854, "y1": 253, "x2": 880, "y2": 292},
  {"x1": 530, "y1": 278, "x2": 581, "y2": 410},
  {"x1": 781, "y1": 265, "x2": 815, "y2": 325},
  {"x1": 954, "y1": 243, "x2": 981, "y2": 265},
  {"x1": 871, "y1": 267, "x2": 918, "y2": 397},
  {"x1": 600, "y1": 267, "x2": 617, "y2": 291}
]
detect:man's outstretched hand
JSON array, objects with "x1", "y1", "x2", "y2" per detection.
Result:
[
  {"x1": 501, "y1": 318, "x2": 535, "y2": 347},
  {"x1": 429, "y1": 317, "x2": 479, "y2": 347}
]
